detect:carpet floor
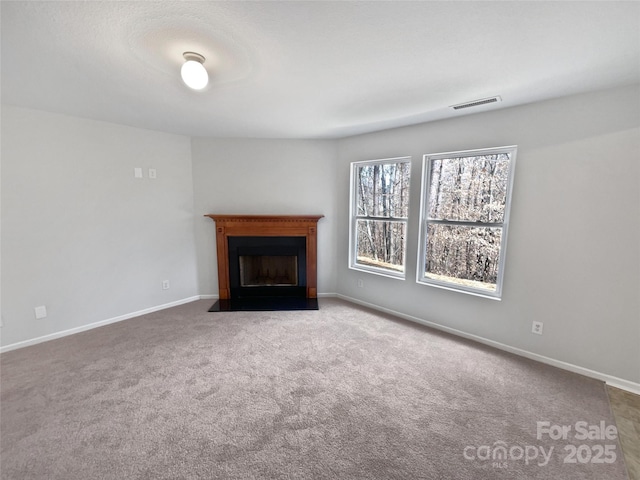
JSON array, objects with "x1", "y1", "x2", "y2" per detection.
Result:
[{"x1": 0, "y1": 298, "x2": 629, "y2": 479}]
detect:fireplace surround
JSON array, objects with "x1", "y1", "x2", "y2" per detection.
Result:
[
  {"x1": 228, "y1": 235, "x2": 306, "y2": 299},
  {"x1": 205, "y1": 214, "x2": 323, "y2": 311}
]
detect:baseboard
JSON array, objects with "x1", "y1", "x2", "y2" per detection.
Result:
[
  {"x1": 604, "y1": 378, "x2": 640, "y2": 396},
  {"x1": 0, "y1": 296, "x2": 202, "y2": 354},
  {"x1": 337, "y1": 294, "x2": 640, "y2": 396},
  {"x1": 317, "y1": 292, "x2": 338, "y2": 298}
]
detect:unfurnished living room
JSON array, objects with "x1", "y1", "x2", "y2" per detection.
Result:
[{"x1": 1, "y1": 1, "x2": 639, "y2": 479}]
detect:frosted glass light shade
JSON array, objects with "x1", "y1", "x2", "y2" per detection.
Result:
[{"x1": 181, "y1": 53, "x2": 208, "y2": 90}]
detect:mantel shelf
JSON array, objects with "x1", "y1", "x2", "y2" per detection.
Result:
[{"x1": 206, "y1": 214, "x2": 324, "y2": 224}]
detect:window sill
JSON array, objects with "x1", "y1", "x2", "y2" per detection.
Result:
[
  {"x1": 416, "y1": 278, "x2": 502, "y2": 300},
  {"x1": 349, "y1": 264, "x2": 406, "y2": 281}
]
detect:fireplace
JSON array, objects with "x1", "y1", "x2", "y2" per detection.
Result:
[{"x1": 205, "y1": 215, "x2": 323, "y2": 311}]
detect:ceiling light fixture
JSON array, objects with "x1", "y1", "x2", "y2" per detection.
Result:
[{"x1": 181, "y1": 52, "x2": 208, "y2": 90}]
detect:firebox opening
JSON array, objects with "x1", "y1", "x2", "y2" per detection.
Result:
[
  {"x1": 228, "y1": 236, "x2": 307, "y2": 300},
  {"x1": 239, "y1": 255, "x2": 298, "y2": 287}
]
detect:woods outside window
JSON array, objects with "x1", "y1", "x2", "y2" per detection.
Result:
[
  {"x1": 417, "y1": 146, "x2": 517, "y2": 299},
  {"x1": 350, "y1": 158, "x2": 411, "y2": 279}
]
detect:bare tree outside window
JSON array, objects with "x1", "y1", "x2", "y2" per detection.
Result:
[
  {"x1": 418, "y1": 147, "x2": 516, "y2": 298},
  {"x1": 350, "y1": 158, "x2": 411, "y2": 277}
]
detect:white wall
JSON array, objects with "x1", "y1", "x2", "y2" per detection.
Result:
[
  {"x1": 337, "y1": 85, "x2": 640, "y2": 384},
  {"x1": 1, "y1": 106, "x2": 199, "y2": 347},
  {"x1": 191, "y1": 138, "x2": 338, "y2": 297}
]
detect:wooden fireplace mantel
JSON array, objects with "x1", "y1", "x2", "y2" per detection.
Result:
[{"x1": 205, "y1": 214, "x2": 324, "y2": 300}]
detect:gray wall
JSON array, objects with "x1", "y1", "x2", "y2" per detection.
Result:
[
  {"x1": 2, "y1": 86, "x2": 638, "y2": 387},
  {"x1": 1, "y1": 106, "x2": 199, "y2": 347},
  {"x1": 336, "y1": 85, "x2": 640, "y2": 383},
  {"x1": 191, "y1": 138, "x2": 338, "y2": 297}
]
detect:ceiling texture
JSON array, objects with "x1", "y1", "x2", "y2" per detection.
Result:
[{"x1": 2, "y1": 1, "x2": 639, "y2": 139}]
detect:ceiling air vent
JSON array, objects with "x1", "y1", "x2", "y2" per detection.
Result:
[{"x1": 451, "y1": 96, "x2": 502, "y2": 110}]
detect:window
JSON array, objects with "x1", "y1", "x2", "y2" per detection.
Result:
[
  {"x1": 417, "y1": 146, "x2": 516, "y2": 298},
  {"x1": 350, "y1": 158, "x2": 411, "y2": 278}
]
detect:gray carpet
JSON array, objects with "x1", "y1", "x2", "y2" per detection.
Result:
[{"x1": 0, "y1": 298, "x2": 628, "y2": 479}]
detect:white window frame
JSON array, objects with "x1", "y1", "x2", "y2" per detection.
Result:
[
  {"x1": 349, "y1": 157, "x2": 411, "y2": 280},
  {"x1": 416, "y1": 146, "x2": 517, "y2": 299}
]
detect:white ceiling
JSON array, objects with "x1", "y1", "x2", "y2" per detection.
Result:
[{"x1": 2, "y1": 1, "x2": 639, "y2": 139}]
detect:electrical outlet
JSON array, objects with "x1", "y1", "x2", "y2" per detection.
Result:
[
  {"x1": 162, "y1": 280, "x2": 170, "y2": 290},
  {"x1": 149, "y1": 168, "x2": 157, "y2": 179},
  {"x1": 532, "y1": 321, "x2": 543, "y2": 335},
  {"x1": 34, "y1": 306, "x2": 47, "y2": 319},
  {"x1": 357, "y1": 279, "x2": 364, "y2": 288}
]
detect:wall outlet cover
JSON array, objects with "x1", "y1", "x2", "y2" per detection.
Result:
[{"x1": 35, "y1": 306, "x2": 47, "y2": 319}]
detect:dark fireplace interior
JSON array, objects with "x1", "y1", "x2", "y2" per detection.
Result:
[
  {"x1": 239, "y1": 255, "x2": 298, "y2": 287},
  {"x1": 228, "y1": 236, "x2": 306, "y2": 299}
]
